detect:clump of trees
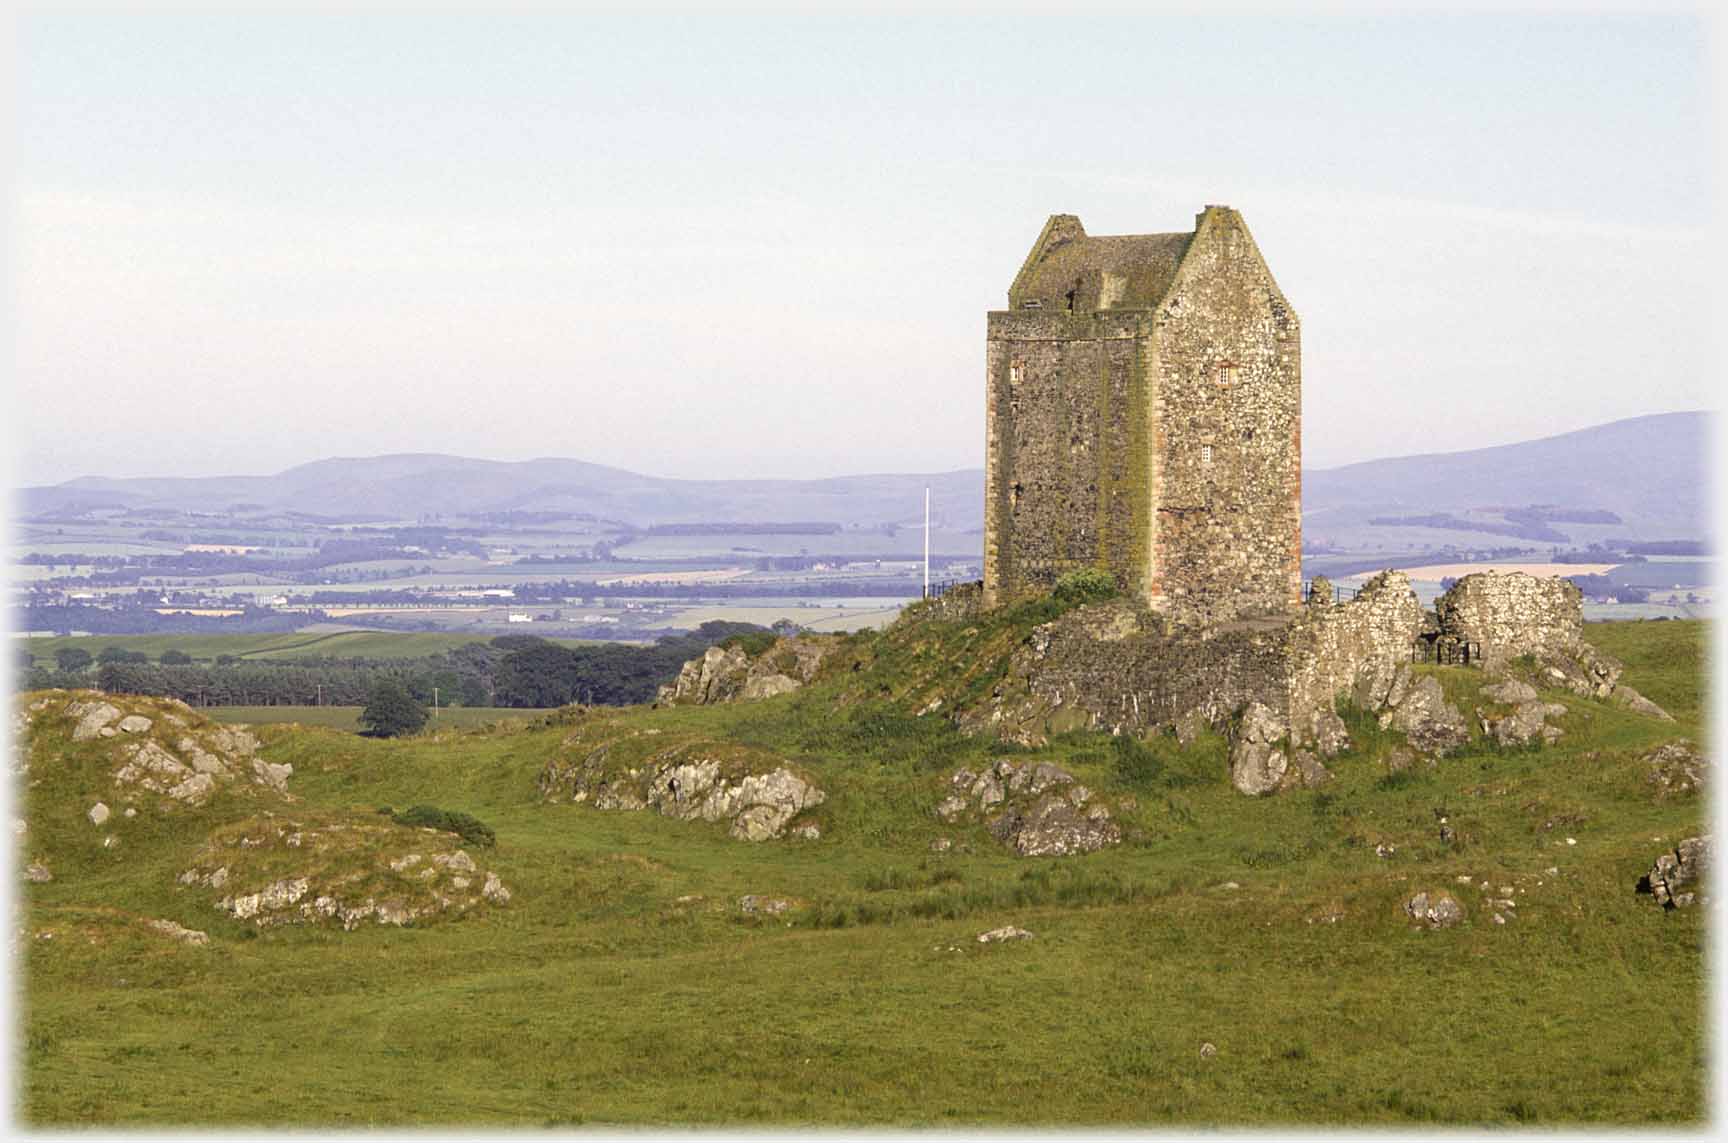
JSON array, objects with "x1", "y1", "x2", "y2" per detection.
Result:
[{"x1": 360, "y1": 679, "x2": 429, "y2": 737}]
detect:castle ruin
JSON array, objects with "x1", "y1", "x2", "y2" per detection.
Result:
[{"x1": 984, "y1": 206, "x2": 1301, "y2": 624}]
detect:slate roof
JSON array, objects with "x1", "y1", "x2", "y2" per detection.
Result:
[{"x1": 1010, "y1": 226, "x2": 1194, "y2": 312}]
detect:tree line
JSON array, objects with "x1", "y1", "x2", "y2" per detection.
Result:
[{"x1": 17, "y1": 622, "x2": 777, "y2": 709}]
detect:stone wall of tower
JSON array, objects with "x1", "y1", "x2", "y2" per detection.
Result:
[
  {"x1": 1145, "y1": 208, "x2": 1301, "y2": 624},
  {"x1": 984, "y1": 310, "x2": 1151, "y2": 605}
]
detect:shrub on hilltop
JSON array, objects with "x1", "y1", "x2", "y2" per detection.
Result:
[{"x1": 1052, "y1": 567, "x2": 1119, "y2": 605}]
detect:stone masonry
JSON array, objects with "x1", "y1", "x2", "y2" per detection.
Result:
[{"x1": 984, "y1": 207, "x2": 1301, "y2": 625}]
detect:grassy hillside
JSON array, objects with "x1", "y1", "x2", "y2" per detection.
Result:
[{"x1": 16, "y1": 619, "x2": 1708, "y2": 1126}]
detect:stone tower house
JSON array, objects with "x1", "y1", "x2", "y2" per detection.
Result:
[{"x1": 983, "y1": 206, "x2": 1301, "y2": 624}]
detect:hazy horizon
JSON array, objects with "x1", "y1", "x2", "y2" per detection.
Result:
[
  {"x1": 11, "y1": 10, "x2": 1716, "y2": 489},
  {"x1": 23, "y1": 407, "x2": 1712, "y2": 490}
]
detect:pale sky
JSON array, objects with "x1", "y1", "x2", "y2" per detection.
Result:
[{"x1": 8, "y1": 8, "x2": 1716, "y2": 488}]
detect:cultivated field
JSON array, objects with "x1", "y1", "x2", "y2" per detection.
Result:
[{"x1": 19, "y1": 631, "x2": 602, "y2": 665}]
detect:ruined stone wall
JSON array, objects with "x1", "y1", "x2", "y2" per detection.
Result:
[
  {"x1": 1147, "y1": 207, "x2": 1301, "y2": 625},
  {"x1": 1434, "y1": 572, "x2": 1584, "y2": 666},
  {"x1": 983, "y1": 310, "x2": 1150, "y2": 603},
  {"x1": 1007, "y1": 602, "x2": 1294, "y2": 737},
  {"x1": 1284, "y1": 571, "x2": 1426, "y2": 738}
]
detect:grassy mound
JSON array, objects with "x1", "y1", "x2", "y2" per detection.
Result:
[{"x1": 14, "y1": 619, "x2": 1710, "y2": 1127}]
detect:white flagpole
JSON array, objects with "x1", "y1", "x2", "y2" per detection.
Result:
[{"x1": 923, "y1": 486, "x2": 931, "y2": 599}]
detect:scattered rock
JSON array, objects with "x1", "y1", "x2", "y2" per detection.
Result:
[
  {"x1": 87, "y1": 802, "x2": 111, "y2": 826},
  {"x1": 23, "y1": 862, "x2": 52, "y2": 883},
  {"x1": 145, "y1": 918, "x2": 209, "y2": 946},
  {"x1": 1644, "y1": 741, "x2": 1706, "y2": 799},
  {"x1": 481, "y1": 872, "x2": 512, "y2": 905},
  {"x1": 738, "y1": 895, "x2": 794, "y2": 916},
  {"x1": 1404, "y1": 891, "x2": 1465, "y2": 928},
  {"x1": 789, "y1": 821, "x2": 822, "y2": 841},
  {"x1": 1198, "y1": 1042, "x2": 1217, "y2": 1059},
  {"x1": 1608, "y1": 684, "x2": 1674, "y2": 721},
  {"x1": 116, "y1": 715, "x2": 153, "y2": 734},
  {"x1": 929, "y1": 837, "x2": 953, "y2": 853},
  {"x1": 977, "y1": 925, "x2": 1034, "y2": 943},
  {"x1": 1639, "y1": 835, "x2": 1710, "y2": 909}
]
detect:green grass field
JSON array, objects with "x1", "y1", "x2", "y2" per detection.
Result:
[
  {"x1": 15, "y1": 618, "x2": 1709, "y2": 1126},
  {"x1": 21, "y1": 630, "x2": 602, "y2": 665}
]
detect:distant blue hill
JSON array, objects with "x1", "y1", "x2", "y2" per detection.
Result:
[
  {"x1": 17, "y1": 411, "x2": 1711, "y2": 543},
  {"x1": 1303, "y1": 411, "x2": 1711, "y2": 544}
]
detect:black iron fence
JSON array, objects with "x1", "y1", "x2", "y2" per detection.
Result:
[
  {"x1": 1301, "y1": 579, "x2": 1359, "y2": 604},
  {"x1": 1411, "y1": 635, "x2": 1481, "y2": 666}
]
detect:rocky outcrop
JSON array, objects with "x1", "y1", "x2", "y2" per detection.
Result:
[
  {"x1": 1644, "y1": 741, "x2": 1706, "y2": 799},
  {"x1": 1230, "y1": 703, "x2": 1290, "y2": 796},
  {"x1": 17, "y1": 691, "x2": 293, "y2": 811},
  {"x1": 1475, "y1": 679, "x2": 1568, "y2": 748},
  {"x1": 540, "y1": 727, "x2": 824, "y2": 841},
  {"x1": 1638, "y1": 836, "x2": 1709, "y2": 909},
  {"x1": 657, "y1": 635, "x2": 842, "y2": 705},
  {"x1": 937, "y1": 759, "x2": 1119, "y2": 856},
  {"x1": 1376, "y1": 668, "x2": 1470, "y2": 757},
  {"x1": 1608, "y1": 685, "x2": 1676, "y2": 721},
  {"x1": 178, "y1": 813, "x2": 512, "y2": 930}
]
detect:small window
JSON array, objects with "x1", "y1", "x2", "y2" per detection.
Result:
[
  {"x1": 1064, "y1": 289, "x2": 1076, "y2": 313},
  {"x1": 1201, "y1": 445, "x2": 1214, "y2": 466},
  {"x1": 1009, "y1": 359, "x2": 1024, "y2": 385},
  {"x1": 1216, "y1": 363, "x2": 1234, "y2": 387},
  {"x1": 1022, "y1": 299, "x2": 1043, "y2": 310}
]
